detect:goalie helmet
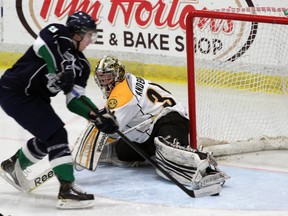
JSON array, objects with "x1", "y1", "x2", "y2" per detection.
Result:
[
  {"x1": 94, "y1": 56, "x2": 126, "y2": 98},
  {"x1": 66, "y1": 11, "x2": 97, "y2": 36}
]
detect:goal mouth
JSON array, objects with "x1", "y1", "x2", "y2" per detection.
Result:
[{"x1": 186, "y1": 7, "x2": 288, "y2": 155}]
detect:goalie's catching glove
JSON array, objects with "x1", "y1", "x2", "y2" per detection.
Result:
[{"x1": 89, "y1": 108, "x2": 119, "y2": 134}]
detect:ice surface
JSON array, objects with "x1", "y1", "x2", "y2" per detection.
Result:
[{"x1": 0, "y1": 77, "x2": 287, "y2": 216}]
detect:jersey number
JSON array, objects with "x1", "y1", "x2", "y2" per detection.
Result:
[{"x1": 147, "y1": 89, "x2": 176, "y2": 108}]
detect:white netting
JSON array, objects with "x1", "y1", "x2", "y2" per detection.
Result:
[{"x1": 188, "y1": 7, "x2": 288, "y2": 156}]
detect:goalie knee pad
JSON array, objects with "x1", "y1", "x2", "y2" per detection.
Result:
[{"x1": 154, "y1": 136, "x2": 230, "y2": 189}]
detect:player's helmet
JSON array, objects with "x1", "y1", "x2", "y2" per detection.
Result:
[
  {"x1": 66, "y1": 11, "x2": 97, "y2": 36},
  {"x1": 94, "y1": 56, "x2": 126, "y2": 98}
]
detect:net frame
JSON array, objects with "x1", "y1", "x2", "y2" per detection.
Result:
[{"x1": 186, "y1": 8, "x2": 288, "y2": 155}]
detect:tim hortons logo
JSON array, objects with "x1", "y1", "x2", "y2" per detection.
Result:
[
  {"x1": 15, "y1": 0, "x2": 259, "y2": 61},
  {"x1": 16, "y1": 0, "x2": 237, "y2": 37}
]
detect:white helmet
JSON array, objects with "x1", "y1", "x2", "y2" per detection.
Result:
[{"x1": 94, "y1": 56, "x2": 126, "y2": 98}]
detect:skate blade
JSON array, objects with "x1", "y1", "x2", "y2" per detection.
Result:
[
  {"x1": 0, "y1": 167, "x2": 24, "y2": 192},
  {"x1": 56, "y1": 199, "x2": 96, "y2": 209}
]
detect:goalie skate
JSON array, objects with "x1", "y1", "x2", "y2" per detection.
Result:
[
  {"x1": 193, "y1": 183, "x2": 222, "y2": 197},
  {"x1": 57, "y1": 182, "x2": 95, "y2": 209},
  {"x1": 198, "y1": 166, "x2": 230, "y2": 188},
  {"x1": 0, "y1": 151, "x2": 23, "y2": 191}
]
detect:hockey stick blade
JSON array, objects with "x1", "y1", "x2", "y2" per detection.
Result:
[
  {"x1": 0, "y1": 160, "x2": 55, "y2": 192},
  {"x1": 0, "y1": 165, "x2": 24, "y2": 191},
  {"x1": 71, "y1": 89, "x2": 219, "y2": 198},
  {"x1": 15, "y1": 162, "x2": 55, "y2": 192},
  {"x1": 18, "y1": 169, "x2": 55, "y2": 192}
]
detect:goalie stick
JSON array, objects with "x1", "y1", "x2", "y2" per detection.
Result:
[{"x1": 71, "y1": 89, "x2": 221, "y2": 198}]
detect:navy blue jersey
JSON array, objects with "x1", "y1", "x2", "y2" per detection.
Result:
[{"x1": 0, "y1": 23, "x2": 91, "y2": 102}]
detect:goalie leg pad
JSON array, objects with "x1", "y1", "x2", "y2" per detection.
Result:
[
  {"x1": 72, "y1": 123, "x2": 109, "y2": 171},
  {"x1": 154, "y1": 136, "x2": 230, "y2": 190},
  {"x1": 72, "y1": 122, "x2": 141, "y2": 170},
  {"x1": 155, "y1": 136, "x2": 208, "y2": 187},
  {"x1": 72, "y1": 119, "x2": 155, "y2": 171}
]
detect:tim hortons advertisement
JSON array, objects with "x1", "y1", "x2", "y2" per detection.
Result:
[{"x1": 1, "y1": 0, "x2": 288, "y2": 64}]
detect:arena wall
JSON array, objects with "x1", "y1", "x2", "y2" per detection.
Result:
[{"x1": 0, "y1": 0, "x2": 287, "y2": 82}]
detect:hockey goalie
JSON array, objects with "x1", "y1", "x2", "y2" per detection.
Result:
[{"x1": 72, "y1": 55, "x2": 230, "y2": 197}]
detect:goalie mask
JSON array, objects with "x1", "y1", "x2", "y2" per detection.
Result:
[{"x1": 94, "y1": 56, "x2": 126, "y2": 98}]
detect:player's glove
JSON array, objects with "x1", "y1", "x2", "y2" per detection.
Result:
[
  {"x1": 46, "y1": 70, "x2": 75, "y2": 94},
  {"x1": 89, "y1": 108, "x2": 119, "y2": 134},
  {"x1": 57, "y1": 70, "x2": 75, "y2": 94}
]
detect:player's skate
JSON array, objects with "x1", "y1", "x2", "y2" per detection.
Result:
[
  {"x1": 57, "y1": 182, "x2": 95, "y2": 209},
  {"x1": 0, "y1": 151, "x2": 24, "y2": 191}
]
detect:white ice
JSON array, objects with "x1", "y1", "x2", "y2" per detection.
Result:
[{"x1": 0, "y1": 78, "x2": 288, "y2": 216}]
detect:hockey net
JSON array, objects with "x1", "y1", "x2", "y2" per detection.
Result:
[{"x1": 186, "y1": 8, "x2": 288, "y2": 156}]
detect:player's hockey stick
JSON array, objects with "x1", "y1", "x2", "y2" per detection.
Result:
[
  {"x1": 0, "y1": 159, "x2": 55, "y2": 192},
  {"x1": 71, "y1": 89, "x2": 221, "y2": 198},
  {"x1": 16, "y1": 164, "x2": 55, "y2": 192}
]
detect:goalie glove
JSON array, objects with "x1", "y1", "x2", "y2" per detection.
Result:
[{"x1": 89, "y1": 108, "x2": 119, "y2": 134}]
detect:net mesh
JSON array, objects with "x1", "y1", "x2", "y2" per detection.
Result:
[{"x1": 188, "y1": 8, "x2": 288, "y2": 155}]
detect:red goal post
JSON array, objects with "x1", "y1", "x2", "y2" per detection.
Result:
[{"x1": 186, "y1": 8, "x2": 288, "y2": 156}]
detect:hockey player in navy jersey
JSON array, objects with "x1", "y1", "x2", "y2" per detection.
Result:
[
  {"x1": 72, "y1": 56, "x2": 230, "y2": 196},
  {"x1": 0, "y1": 12, "x2": 118, "y2": 209}
]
